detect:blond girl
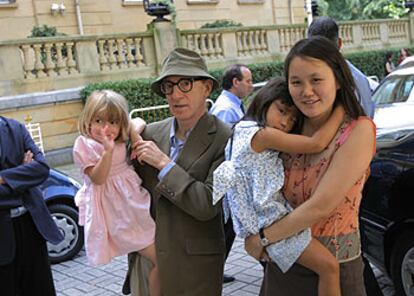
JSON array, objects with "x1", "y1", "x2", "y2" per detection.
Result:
[{"x1": 74, "y1": 90, "x2": 160, "y2": 296}]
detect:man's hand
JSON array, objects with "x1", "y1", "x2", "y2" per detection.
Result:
[
  {"x1": 133, "y1": 139, "x2": 171, "y2": 170},
  {"x1": 23, "y1": 150, "x2": 34, "y2": 164}
]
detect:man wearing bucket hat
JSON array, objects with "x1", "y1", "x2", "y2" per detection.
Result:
[{"x1": 124, "y1": 48, "x2": 231, "y2": 296}]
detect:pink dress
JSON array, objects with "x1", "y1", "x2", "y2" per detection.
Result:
[{"x1": 73, "y1": 136, "x2": 155, "y2": 266}]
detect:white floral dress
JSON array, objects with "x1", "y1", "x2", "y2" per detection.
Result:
[{"x1": 213, "y1": 120, "x2": 311, "y2": 272}]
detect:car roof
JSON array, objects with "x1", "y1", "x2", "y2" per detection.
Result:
[{"x1": 388, "y1": 65, "x2": 414, "y2": 77}]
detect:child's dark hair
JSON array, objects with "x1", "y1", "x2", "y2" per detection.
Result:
[{"x1": 245, "y1": 77, "x2": 302, "y2": 130}]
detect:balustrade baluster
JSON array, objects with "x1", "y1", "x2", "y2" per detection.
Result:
[
  {"x1": 65, "y1": 42, "x2": 78, "y2": 74},
  {"x1": 200, "y1": 34, "x2": 208, "y2": 58},
  {"x1": 134, "y1": 38, "x2": 145, "y2": 66},
  {"x1": 207, "y1": 33, "x2": 215, "y2": 59},
  {"x1": 21, "y1": 45, "x2": 35, "y2": 79},
  {"x1": 125, "y1": 38, "x2": 135, "y2": 67},
  {"x1": 281, "y1": 29, "x2": 287, "y2": 52},
  {"x1": 252, "y1": 31, "x2": 259, "y2": 54},
  {"x1": 182, "y1": 35, "x2": 189, "y2": 49},
  {"x1": 107, "y1": 40, "x2": 117, "y2": 70},
  {"x1": 236, "y1": 32, "x2": 242, "y2": 56},
  {"x1": 186, "y1": 35, "x2": 193, "y2": 51},
  {"x1": 33, "y1": 44, "x2": 46, "y2": 78},
  {"x1": 214, "y1": 33, "x2": 222, "y2": 58},
  {"x1": 55, "y1": 42, "x2": 66, "y2": 76},
  {"x1": 97, "y1": 40, "x2": 109, "y2": 71},
  {"x1": 194, "y1": 34, "x2": 201, "y2": 54},
  {"x1": 245, "y1": 31, "x2": 251, "y2": 55},
  {"x1": 44, "y1": 43, "x2": 56, "y2": 77},
  {"x1": 116, "y1": 39, "x2": 127, "y2": 69},
  {"x1": 260, "y1": 30, "x2": 267, "y2": 53}
]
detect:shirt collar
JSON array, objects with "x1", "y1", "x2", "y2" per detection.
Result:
[
  {"x1": 169, "y1": 119, "x2": 193, "y2": 146},
  {"x1": 222, "y1": 90, "x2": 242, "y2": 106}
]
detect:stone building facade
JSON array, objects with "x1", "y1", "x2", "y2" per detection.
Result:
[{"x1": 0, "y1": 0, "x2": 306, "y2": 40}]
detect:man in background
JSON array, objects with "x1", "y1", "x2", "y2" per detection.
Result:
[
  {"x1": 209, "y1": 64, "x2": 254, "y2": 283},
  {"x1": 0, "y1": 116, "x2": 63, "y2": 296},
  {"x1": 308, "y1": 16, "x2": 376, "y2": 118}
]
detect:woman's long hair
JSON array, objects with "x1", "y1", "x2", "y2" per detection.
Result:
[{"x1": 284, "y1": 36, "x2": 365, "y2": 119}]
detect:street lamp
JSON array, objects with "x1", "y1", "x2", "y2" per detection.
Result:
[
  {"x1": 143, "y1": 0, "x2": 173, "y2": 22},
  {"x1": 405, "y1": 1, "x2": 414, "y2": 12}
]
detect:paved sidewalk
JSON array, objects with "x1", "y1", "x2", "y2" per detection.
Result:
[{"x1": 52, "y1": 163, "x2": 395, "y2": 296}]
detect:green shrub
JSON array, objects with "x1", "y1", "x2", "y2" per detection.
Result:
[
  {"x1": 200, "y1": 20, "x2": 243, "y2": 29},
  {"x1": 28, "y1": 25, "x2": 66, "y2": 38}
]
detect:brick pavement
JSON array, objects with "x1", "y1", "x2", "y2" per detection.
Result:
[{"x1": 52, "y1": 163, "x2": 395, "y2": 296}]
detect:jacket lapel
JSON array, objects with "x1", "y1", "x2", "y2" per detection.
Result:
[
  {"x1": 152, "y1": 118, "x2": 173, "y2": 156},
  {"x1": 0, "y1": 118, "x2": 10, "y2": 168},
  {"x1": 176, "y1": 113, "x2": 216, "y2": 171}
]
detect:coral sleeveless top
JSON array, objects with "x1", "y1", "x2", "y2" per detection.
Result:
[{"x1": 283, "y1": 117, "x2": 376, "y2": 263}]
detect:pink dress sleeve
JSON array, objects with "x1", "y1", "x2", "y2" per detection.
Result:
[{"x1": 73, "y1": 136, "x2": 103, "y2": 174}]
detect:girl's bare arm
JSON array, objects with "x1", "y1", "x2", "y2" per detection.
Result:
[{"x1": 252, "y1": 105, "x2": 345, "y2": 153}]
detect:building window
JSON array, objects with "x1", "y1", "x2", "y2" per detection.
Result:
[
  {"x1": 238, "y1": 0, "x2": 264, "y2": 4},
  {"x1": 122, "y1": 0, "x2": 143, "y2": 6},
  {"x1": 0, "y1": 0, "x2": 17, "y2": 8},
  {"x1": 187, "y1": 0, "x2": 219, "y2": 5}
]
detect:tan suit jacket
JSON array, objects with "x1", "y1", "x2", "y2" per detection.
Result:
[{"x1": 126, "y1": 113, "x2": 232, "y2": 296}]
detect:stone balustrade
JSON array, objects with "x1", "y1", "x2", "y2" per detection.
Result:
[
  {"x1": 0, "y1": 32, "x2": 156, "y2": 96},
  {"x1": 0, "y1": 18, "x2": 412, "y2": 97}
]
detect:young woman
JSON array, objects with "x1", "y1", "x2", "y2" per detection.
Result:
[
  {"x1": 245, "y1": 36, "x2": 376, "y2": 296},
  {"x1": 213, "y1": 77, "x2": 344, "y2": 296}
]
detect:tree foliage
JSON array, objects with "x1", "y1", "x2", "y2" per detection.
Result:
[{"x1": 317, "y1": 0, "x2": 409, "y2": 20}]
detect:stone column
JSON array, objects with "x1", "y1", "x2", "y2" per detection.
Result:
[
  {"x1": 0, "y1": 44, "x2": 25, "y2": 96},
  {"x1": 409, "y1": 12, "x2": 414, "y2": 44},
  {"x1": 75, "y1": 40, "x2": 101, "y2": 73},
  {"x1": 352, "y1": 24, "x2": 364, "y2": 50},
  {"x1": 221, "y1": 31, "x2": 238, "y2": 61},
  {"x1": 151, "y1": 21, "x2": 177, "y2": 73}
]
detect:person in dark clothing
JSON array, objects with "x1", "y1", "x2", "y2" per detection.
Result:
[{"x1": 0, "y1": 116, "x2": 63, "y2": 296}]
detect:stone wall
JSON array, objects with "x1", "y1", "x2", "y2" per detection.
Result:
[{"x1": 0, "y1": 88, "x2": 82, "y2": 165}]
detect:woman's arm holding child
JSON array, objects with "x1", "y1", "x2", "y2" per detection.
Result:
[{"x1": 252, "y1": 105, "x2": 344, "y2": 154}]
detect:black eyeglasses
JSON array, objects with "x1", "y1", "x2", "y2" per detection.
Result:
[{"x1": 160, "y1": 77, "x2": 205, "y2": 95}]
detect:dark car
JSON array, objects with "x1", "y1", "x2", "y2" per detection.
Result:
[
  {"x1": 41, "y1": 169, "x2": 84, "y2": 264},
  {"x1": 360, "y1": 128, "x2": 414, "y2": 296}
]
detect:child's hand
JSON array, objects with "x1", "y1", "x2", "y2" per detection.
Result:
[{"x1": 101, "y1": 126, "x2": 115, "y2": 153}]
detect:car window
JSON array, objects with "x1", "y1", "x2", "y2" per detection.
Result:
[
  {"x1": 395, "y1": 76, "x2": 414, "y2": 102},
  {"x1": 373, "y1": 77, "x2": 400, "y2": 104},
  {"x1": 372, "y1": 75, "x2": 414, "y2": 105}
]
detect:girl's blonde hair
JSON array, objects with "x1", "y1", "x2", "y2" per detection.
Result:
[{"x1": 78, "y1": 90, "x2": 130, "y2": 141}]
